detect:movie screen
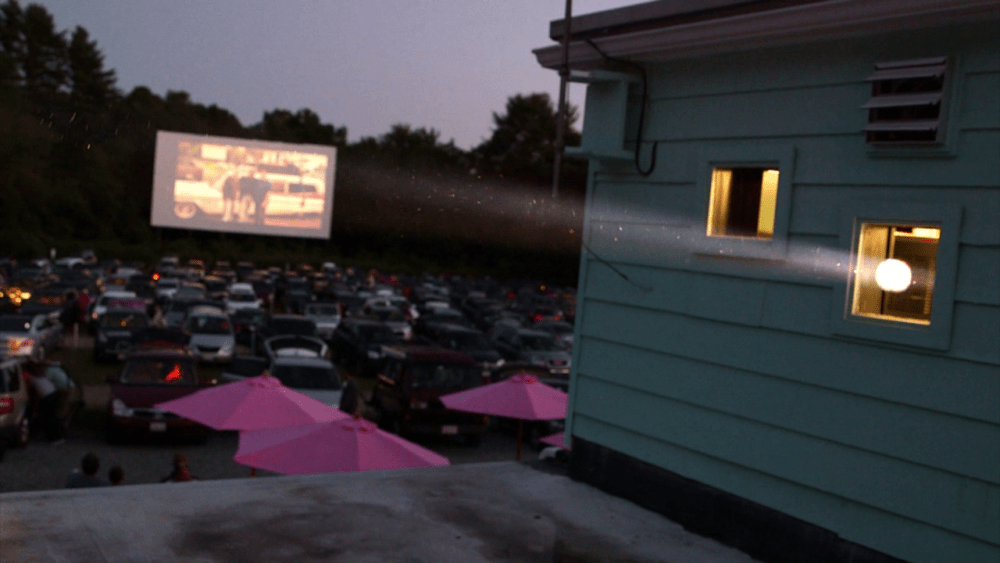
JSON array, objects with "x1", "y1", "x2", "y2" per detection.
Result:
[{"x1": 150, "y1": 131, "x2": 336, "y2": 239}]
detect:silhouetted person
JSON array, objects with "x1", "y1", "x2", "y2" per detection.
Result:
[
  {"x1": 66, "y1": 453, "x2": 110, "y2": 488},
  {"x1": 239, "y1": 170, "x2": 271, "y2": 225},
  {"x1": 108, "y1": 465, "x2": 124, "y2": 486},
  {"x1": 339, "y1": 372, "x2": 359, "y2": 416},
  {"x1": 161, "y1": 452, "x2": 197, "y2": 482}
]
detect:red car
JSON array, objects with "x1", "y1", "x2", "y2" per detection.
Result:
[{"x1": 105, "y1": 346, "x2": 215, "y2": 443}]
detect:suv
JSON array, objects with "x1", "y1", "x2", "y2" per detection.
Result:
[
  {"x1": 0, "y1": 356, "x2": 30, "y2": 449},
  {"x1": 105, "y1": 347, "x2": 215, "y2": 443},
  {"x1": 370, "y1": 345, "x2": 488, "y2": 445}
]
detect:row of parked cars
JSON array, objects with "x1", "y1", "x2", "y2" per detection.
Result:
[{"x1": 2, "y1": 253, "x2": 578, "y2": 448}]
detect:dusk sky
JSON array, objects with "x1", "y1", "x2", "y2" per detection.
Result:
[{"x1": 33, "y1": 0, "x2": 639, "y2": 149}]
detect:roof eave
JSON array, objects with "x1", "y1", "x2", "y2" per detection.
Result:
[{"x1": 533, "y1": 0, "x2": 1000, "y2": 70}]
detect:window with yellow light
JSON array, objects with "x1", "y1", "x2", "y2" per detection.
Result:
[
  {"x1": 852, "y1": 224, "x2": 940, "y2": 325},
  {"x1": 707, "y1": 168, "x2": 779, "y2": 239}
]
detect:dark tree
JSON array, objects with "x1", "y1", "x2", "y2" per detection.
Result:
[
  {"x1": 472, "y1": 92, "x2": 584, "y2": 192},
  {"x1": 67, "y1": 26, "x2": 117, "y2": 110},
  {"x1": 253, "y1": 108, "x2": 347, "y2": 146},
  {"x1": 19, "y1": 3, "x2": 67, "y2": 101}
]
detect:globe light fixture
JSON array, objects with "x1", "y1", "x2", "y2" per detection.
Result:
[{"x1": 875, "y1": 259, "x2": 912, "y2": 293}]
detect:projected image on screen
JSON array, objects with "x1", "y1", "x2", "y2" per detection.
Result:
[{"x1": 151, "y1": 131, "x2": 336, "y2": 239}]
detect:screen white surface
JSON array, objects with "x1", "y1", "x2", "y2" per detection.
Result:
[{"x1": 150, "y1": 131, "x2": 336, "y2": 239}]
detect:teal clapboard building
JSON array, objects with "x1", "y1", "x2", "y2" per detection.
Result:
[{"x1": 534, "y1": 1, "x2": 999, "y2": 562}]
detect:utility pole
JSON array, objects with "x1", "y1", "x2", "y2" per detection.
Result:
[{"x1": 551, "y1": 0, "x2": 572, "y2": 200}]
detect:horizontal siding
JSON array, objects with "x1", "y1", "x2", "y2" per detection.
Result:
[
  {"x1": 573, "y1": 416, "x2": 1000, "y2": 563},
  {"x1": 577, "y1": 338, "x2": 999, "y2": 484},
  {"x1": 960, "y1": 71, "x2": 1000, "y2": 129},
  {"x1": 579, "y1": 299, "x2": 1000, "y2": 424},
  {"x1": 579, "y1": 251, "x2": 1000, "y2": 365},
  {"x1": 572, "y1": 374, "x2": 998, "y2": 543},
  {"x1": 789, "y1": 184, "x2": 999, "y2": 246}
]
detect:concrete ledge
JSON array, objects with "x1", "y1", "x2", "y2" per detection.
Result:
[{"x1": 1, "y1": 461, "x2": 761, "y2": 563}]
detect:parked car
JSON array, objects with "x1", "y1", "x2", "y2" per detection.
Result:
[
  {"x1": 361, "y1": 305, "x2": 413, "y2": 341},
  {"x1": 533, "y1": 320, "x2": 575, "y2": 351},
  {"x1": 369, "y1": 344, "x2": 488, "y2": 445},
  {"x1": 87, "y1": 289, "x2": 139, "y2": 331},
  {"x1": 0, "y1": 356, "x2": 30, "y2": 450},
  {"x1": 224, "y1": 282, "x2": 262, "y2": 315},
  {"x1": 303, "y1": 302, "x2": 341, "y2": 340},
  {"x1": 222, "y1": 354, "x2": 343, "y2": 408},
  {"x1": 182, "y1": 306, "x2": 235, "y2": 364},
  {"x1": 329, "y1": 318, "x2": 405, "y2": 377},
  {"x1": 93, "y1": 308, "x2": 150, "y2": 362},
  {"x1": 489, "y1": 325, "x2": 572, "y2": 379},
  {"x1": 416, "y1": 323, "x2": 504, "y2": 376},
  {"x1": 0, "y1": 313, "x2": 61, "y2": 360},
  {"x1": 105, "y1": 347, "x2": 215, "y2": 443},
  {"x1": 231, "y1": 307, "x2": 268, "y2": 348}
]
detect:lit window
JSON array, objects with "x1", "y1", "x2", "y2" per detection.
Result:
[
  {"x1": 852, "y1": 224, "x2": 940, "y2": 325},
  {"x1": 707, "y1": 167, "x2": 779, "y2": 238}
]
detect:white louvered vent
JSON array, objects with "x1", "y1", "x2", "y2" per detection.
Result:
[{"x1": 863, "y1": 57, "x2": 947, "y2": 144}]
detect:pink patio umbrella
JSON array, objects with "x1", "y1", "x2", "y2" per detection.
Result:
[
  {"x1": 540, "y1": 431, "x2": 571, "y2": 451},
  {"x1": 155, "y1": 374, "x2": 349, "y2": 431},
  {"x1": 234, "y1": 415, "x2": 450, "y2": 475},
  {"x1": 439, "y1": 373, "x2": 568, "y2": 460}
]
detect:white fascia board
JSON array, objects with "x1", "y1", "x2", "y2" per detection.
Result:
[{"x1": 533, "y1": 0, "x2": 1000, "y2": 69}]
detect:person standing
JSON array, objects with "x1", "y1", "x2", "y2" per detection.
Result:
[
  {"x1": 222, "y1": 174, "x2": 238, "y2": 222},
  {"x1": 339, "y1": 371, "x2": 360, "y2": 416},
  {"x1": 30, "y1": 365, "x2": 62, "y2": 443},
  {"x1": 66, "y1": 453, "x2": 110, "y2": 488},
  {"x1": 161, "y1": 452, "x2": 198, "y2": 482},
  {"x1": 108, "y1": 465, "x2": 124, "y2": 486}
]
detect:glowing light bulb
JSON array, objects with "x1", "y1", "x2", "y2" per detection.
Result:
[{"x1": 875, "y1": 259, "x2": 912, "y2": 293}]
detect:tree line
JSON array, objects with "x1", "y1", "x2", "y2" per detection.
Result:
[{"x1": 0, "y1": 1, "x2": 587, "y2": 283}]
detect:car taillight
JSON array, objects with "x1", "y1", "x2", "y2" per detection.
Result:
[{"x1": 0, "y1": 397, "x2": 13, "y2": 415}]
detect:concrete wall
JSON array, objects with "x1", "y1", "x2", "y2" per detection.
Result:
[{"x1": 569, "y1": 20, "x2": 999, "y2": 563}]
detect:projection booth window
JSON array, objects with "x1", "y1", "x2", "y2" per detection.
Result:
[
  {"x1": 696, "y1": 146, "x2": 794, "y2": 259},
  {"x1": 852, "y1": 224, "x2": 939, "y2": 325},
  {"x1": 830, "y1": 201, "x2": 961, "y2": 350}
]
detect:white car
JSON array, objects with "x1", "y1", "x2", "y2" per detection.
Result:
[
  {"x1": 155, "y1": 277, "x2": 181, "y2": 301},
  {"x1": 224, "y1": 283, "x2": 262, "y2": 315},
  {"x1": 303, "y1": 303, "x2": 342, "y2": 340},
  {"x1": 183, "y1": 306, "x2": 235, "y2": 364}
]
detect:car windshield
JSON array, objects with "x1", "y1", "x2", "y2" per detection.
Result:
[
  {"x1": 305, "y1": 304, "x2": 339, "y2": 317},
  {"x1": 0, "y1": 317, "x2": 32, "y2": 332},
  {"x1": 409, "y1": 362, "x2": 481, "y2": 390},
  {"x1": 185, "y1": 315, "x2": 231, "y2": 334},
  {"x1": 100, "y1": 313, "x2": 148, "y2": 329},
  {"x1": 450, "y1": 332, "x2": 490, "y2": 350},
  {"x1": 270, "y1": 318, "x2": 316, "y2": 336},
  {"x1": 522, "y1": 334, "x2": 560, "y2": 351},
  {"x1": 369, "y1": 309, "x2": 406, "y2": 323},
  {"x1": 358, "y1": 325, "x2": 403, "y2": 344},
  {"x1": 120, "y1": 358, "x2": 196, "y2": 384},
  {"x1": 233, "y1": 309, "x2": 267, "y2": 324},
  {"x1": 271, "y1": 364, "x2": 341, "y2": 390}
]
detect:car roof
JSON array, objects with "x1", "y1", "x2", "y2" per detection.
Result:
[
  {"x1": 381, "y1": 344, "x2": 475, "y2": 363},
  {"x1": 188, "y1": 305, "x2": 226, "y2": 317}
]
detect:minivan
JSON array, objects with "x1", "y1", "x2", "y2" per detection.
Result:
[{"x1": 370, "y1": 345, "x2": 488, "y2": 445}]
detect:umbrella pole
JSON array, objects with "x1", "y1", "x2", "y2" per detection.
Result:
[
  {"x1": 517, "y1": 419, "x2": 523, "y2": 461},
  {"x1": 250, "y1": 467, "x2": 256, "y2": 477}
]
